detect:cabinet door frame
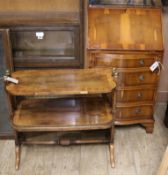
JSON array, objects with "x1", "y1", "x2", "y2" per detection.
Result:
[
  {"x1": 10, "y1": 26, "x2": 82, "y2": 69},
  {"x1": 0, "y1": 29, "x2": 13, "y2": 73},
  {"x1": 0, "y1": 28, "x2": 14, "y2": 139}
]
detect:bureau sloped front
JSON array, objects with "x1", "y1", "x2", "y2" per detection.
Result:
[{"x1": 88, "y1": 8, "x2": 163, "y2": 51}]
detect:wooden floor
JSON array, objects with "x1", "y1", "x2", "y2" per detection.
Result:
[{"x1": 0, "y1": 103, "x2": 167, "y2": 175}]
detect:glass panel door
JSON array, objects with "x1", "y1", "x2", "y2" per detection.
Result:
[{"x1": 10, "y1": 27, "x2": 81, "y2": 68}]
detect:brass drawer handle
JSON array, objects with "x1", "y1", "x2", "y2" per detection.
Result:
[
  {"x1": 139, "y1": 75, "x2": 145, "y2": 81},
  {"x1": 139, "y1": 59, "x2": 145, "y2": 66},
  {"x1": 112, "y1": 68, "x2": 119, "y2": 78},
  {"x1": 137, "y1": 92, "x2": 143, "y2": 99},
  {"x1": 134, "y1": 108, "x2": 141, "y2": 114}
]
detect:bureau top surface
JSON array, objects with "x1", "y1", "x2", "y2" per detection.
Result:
[{"x1": 6, "y1": 69, "x2": 116, "y2": 96}]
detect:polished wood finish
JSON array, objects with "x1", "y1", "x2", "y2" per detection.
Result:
[
  {"x1": 109, "y1": 124, "x2": 115, "y2": 168},
  {"x1": 87, "y1": 3, "x2": 163, "y2": 133},
  {"x1": 1, "y1": 111, "x2": 167, "y2": 173},
  {"x1": 116, "y1": 88, "x2": 156, "y2": 103},
  {"x1": 12, "y1": 98, "x2": 113, "y2": 132},
  {"x1": 6, "y1": 69, "x2": 115, "y2": 96},
  {"x1": 110, "y1": 144, "x2": 115, "y2": 168},
  {"x1": 5, "y1": 68, "x2": 116, "y2": 170},
  {"x1": 115, "y1": 103, "x2": 153, "y2": 120},
  {"x1": 115, "y1": 68, "x2": 159, "y2": 87},
  {"x1": 0, "y1": 0, "x2": 163, "y2": 138},
  {"x1": 0, "y1": 104, "x2": 167, "y2": 174},
  {"x1": 21, "y1": 130, "x2": 110, "y2": 145},
  {"x1": 88, "y1": 8, "x2": 163, "y2": 51},
  {"x1": 89, "y1": 52, "x2": 162, "y2": 68},
  {"x1": 15, "y1": 144, "x2": 21, "y2": 170}
]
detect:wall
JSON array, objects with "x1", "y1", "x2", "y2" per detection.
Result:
[{"x1": 157, "y1": 6, "x2": 168, "y2": 102}]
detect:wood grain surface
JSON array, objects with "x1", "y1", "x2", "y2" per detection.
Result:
[
  {"x1": 6, "y1": 69, "x2": 116, "y2": 96},
  {"x1": 0, "y1": 103, "x2": 167, "y2": 175},
  {"x1": 12, "y1": 98, "x2": 113, "y2": 131},
  {"x1": 89, "y1": 52, "x2": 162, "y2": 68},
  {"x1": 88, "y1": 8, "x2": 163, "y2": 51}
]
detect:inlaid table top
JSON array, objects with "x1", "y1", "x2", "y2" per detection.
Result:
[{"x1": 6, "y1": 68, "x2": 116, "y2": 96}]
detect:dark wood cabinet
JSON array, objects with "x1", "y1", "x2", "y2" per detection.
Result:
[{"x1": 11, "y1": 27, "x2": 81, "y2": 68}]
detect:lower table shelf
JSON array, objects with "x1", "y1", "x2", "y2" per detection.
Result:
[
  {"x1": 13, "y1": 97, "x2": 113, "y2": 132},
  {"x1": 21, "y1": 130, "x2": 110, "y2": 145}
]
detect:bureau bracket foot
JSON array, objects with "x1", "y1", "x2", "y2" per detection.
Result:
[
  {"x1": 141, "y1": 123, "x2": 154, "y2": 134},
  {"x1": 15, "y1": 145, "x2": 21, "y2": 170}
]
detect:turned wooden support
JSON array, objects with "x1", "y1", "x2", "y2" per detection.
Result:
[
  {"x1": 15, "y1": 144, "x2": 21, "y2": 170},
  {"x1": 110, "y1": 143, "x2": 115, "y2": 168},
  {"x1": 109, "y1": 125, "x2": 115, "y2": 168},
  {"x1": 15, "y1": 132, "x2": 21, "y2": 170}
]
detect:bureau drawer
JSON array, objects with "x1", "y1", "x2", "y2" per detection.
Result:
[
  {"x1": 116, "y1": 89, "x2": 156, "y2": 103},
  {"x1": 116, "y1": 68, "x2": 159, "y2": 87},
  {"x1": 116, "y1": 105, "x2": 153, "y2": 120},
  {"x1": 11, "y1": 27, "x2": 82, "y2": 68},
  {"x1": 89, "y1": 53, "x2": 161, "y2": 68}
]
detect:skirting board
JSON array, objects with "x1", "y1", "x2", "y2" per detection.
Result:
[{"x1": 157, "y1": 91, "x2": 168, "y2": 102}]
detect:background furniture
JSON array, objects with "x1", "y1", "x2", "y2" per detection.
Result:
[{"x1": 162, "y1": 0, "x2": 168, "y2": 6}]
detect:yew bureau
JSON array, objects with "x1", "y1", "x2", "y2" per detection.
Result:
[{"x1": 87, "y1": 2, "x2": 164, "y2": 133}]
